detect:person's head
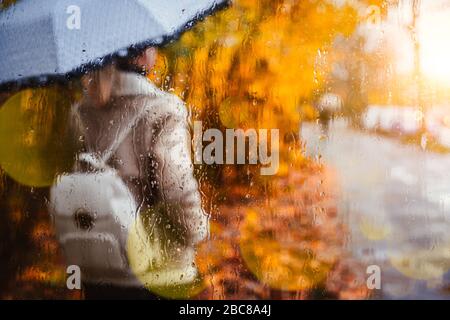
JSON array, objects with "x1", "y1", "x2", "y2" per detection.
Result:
[
  {"x1": 81, "y1": 47, "x2": 158, "y2": 108},
  {"x1": 119, "y1": 47, "x2": 158, "y2": 75}
]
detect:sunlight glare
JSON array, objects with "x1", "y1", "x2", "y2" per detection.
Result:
[{"x1": 420, "y1": 9, "x2": 450, "y2": 83}]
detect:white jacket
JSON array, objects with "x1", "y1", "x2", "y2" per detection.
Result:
[{"x1": 73, "y1": 71, "x2": 208, "y2": 287}]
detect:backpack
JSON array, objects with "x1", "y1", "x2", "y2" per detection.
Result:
[{"x1": 49, "y1": 106, "x2": 147, "y2": 284}]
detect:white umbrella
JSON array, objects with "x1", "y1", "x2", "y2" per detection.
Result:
[{"x1": 0, "y1": 0, "x2": 228, "y2": 87}]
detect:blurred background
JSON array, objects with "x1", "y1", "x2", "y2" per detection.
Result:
[{"x1": 1, "y1": 0, "x2": 450, "y2": 299}]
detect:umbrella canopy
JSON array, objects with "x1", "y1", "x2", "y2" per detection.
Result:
[{"x1": 0, "y1": 0, "x2": 228, "y2": 87}]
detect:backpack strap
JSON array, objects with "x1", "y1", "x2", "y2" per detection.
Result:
[
  {"x1": 100, "y1": 105, "x2": 148, "y2": 163},
  {"x1": 73, "y1": 102, "x2": 149, "y2": 170}
]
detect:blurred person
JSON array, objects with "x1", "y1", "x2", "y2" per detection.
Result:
[{"x1": 51, "y1": 47, "x2": 208, "y2": 299}]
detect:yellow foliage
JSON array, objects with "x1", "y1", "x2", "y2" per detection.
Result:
[{"x1": 156, "y1": 0, "x2": 359, "y2": 153}]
